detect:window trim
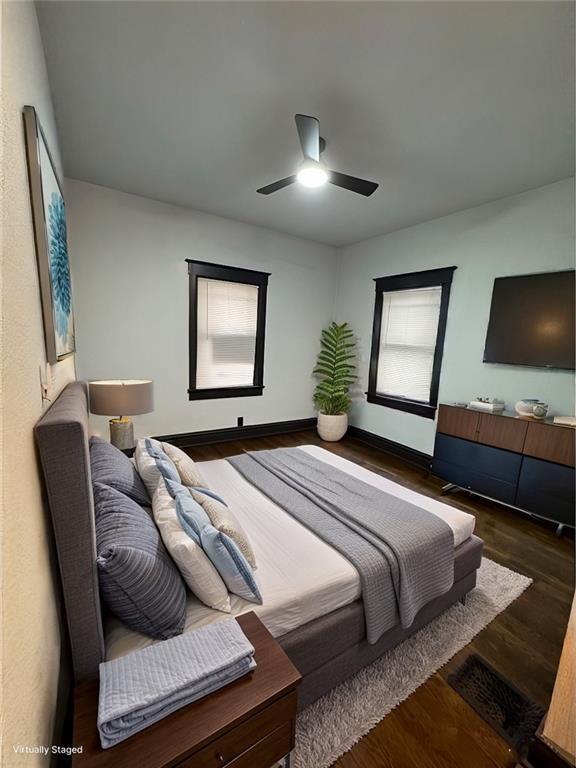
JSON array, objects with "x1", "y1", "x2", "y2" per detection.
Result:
[
  {"x1": 367, "y1": 266, "x2": 457, "y2": 419},
  {"x1": 186, "y1": 260, "x2": 270, "y2": 401}
]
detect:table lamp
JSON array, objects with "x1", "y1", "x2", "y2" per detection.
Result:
[{"x1": 89, "y1": 380, "x2": 154, "y2": 450}]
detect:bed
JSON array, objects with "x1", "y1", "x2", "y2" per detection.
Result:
[{"x1": 36, "y1": 382, "x2": 484, "y2": 709}]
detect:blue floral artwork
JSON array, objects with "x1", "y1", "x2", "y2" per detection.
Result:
[
  {"x1": 47, "y1": 192, "x2": 72, "y2": 341},
  {"x1": 24, "y1": 105, "x2": 75, "y2": 361}
]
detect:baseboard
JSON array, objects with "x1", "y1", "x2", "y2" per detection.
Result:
[
  {"x1": 154, "y1": 418, "x2": 317, "y2": 448},
  {"x1": 154, "y1": 419, "x2": 432, "y2": 469},
  {"x1": 347, "y1": 425, "x2": 432, "y2": 469}
]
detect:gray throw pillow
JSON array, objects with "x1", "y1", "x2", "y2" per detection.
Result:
[
  {"x1": 94, "y1": 483, "x2": 187, "y2": 639},
  {"x1": 90, "y1": 436, "x2": 149, "y2": 506}
]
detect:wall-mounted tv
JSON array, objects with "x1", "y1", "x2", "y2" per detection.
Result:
[{"x1": 483, "y1": 270, "x2": 575, "y2": 370}]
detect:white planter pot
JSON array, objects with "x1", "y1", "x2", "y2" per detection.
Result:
[{"x1": 317, "y1": 412, "x2": 348, "y2": 442}]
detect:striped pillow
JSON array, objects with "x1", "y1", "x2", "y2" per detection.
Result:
[
  {"x1": 94, "y1": 483, "x2": 187, "y2": 639},
  {"x1": 89, "y1": 436, "x2": 149, "y2": 506}
]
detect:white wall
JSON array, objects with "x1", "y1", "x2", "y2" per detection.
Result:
[
  {"x1": 68, "y1": 179, "x2": 575, "y2": 453},
  {"x1": 335, "y1": 179, "x2": 575, "y2": 455},
  {"x1": 1, "y1": 2, "x2": 76, "y2": 764},
  {"x1": 66, "y1": 180, "x2": 336, "y2": 438}
]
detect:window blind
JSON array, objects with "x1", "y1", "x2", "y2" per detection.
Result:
[
  {"x1": 196, "y1": 278, "x2": 259, "y2": 390},
  {"x1": 376, "y1": 286, "x2": 442, "y2": 403}
]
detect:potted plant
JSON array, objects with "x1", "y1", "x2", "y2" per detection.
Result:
[{"x1": 313, "y1": 321, "x2": 356, "y2": 441}]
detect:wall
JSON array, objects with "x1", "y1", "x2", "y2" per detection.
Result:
[
  {"x1": 68, "y1": 178, "x2": 574, "y2": 453},
  {"x1": 335, "y1": 179, "x2": 575, "y2": 455},
  {"x1": 1, "y1": 1, "x2": 76, "y2": 764},
  {"x1": 66, "y1": 180, "x2": 336, "y2": 438}
]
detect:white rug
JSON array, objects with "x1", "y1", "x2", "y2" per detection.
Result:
[{"x1": 293, "y1": 557, "x2": 532, "y2": 768}]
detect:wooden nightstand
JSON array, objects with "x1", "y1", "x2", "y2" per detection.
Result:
[{"x1": 72, "y1": 613, "x2": 301, "y2": 768}]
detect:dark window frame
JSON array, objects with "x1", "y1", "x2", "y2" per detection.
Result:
[
  {"x1": 187, "y1": 260, "x2": 270, "y2": 401},
  {"x1": 367, "y1": 266, "x2": 457, "y2": 419}
]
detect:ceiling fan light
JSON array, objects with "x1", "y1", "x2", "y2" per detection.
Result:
[{"x1": 297, "y1": 161, "x2": 328, "y2": 188}]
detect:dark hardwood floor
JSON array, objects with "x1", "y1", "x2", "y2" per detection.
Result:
[{"x1": 185, "y1": 430, "x2": 575, "y2": 768}]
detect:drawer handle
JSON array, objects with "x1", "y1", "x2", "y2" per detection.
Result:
[{"x1": 217, "y1": 753, "x2": 225, "y2": 764}]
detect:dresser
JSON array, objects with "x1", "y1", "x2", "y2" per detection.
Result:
[{"x1": 432, "y1": 405, "x2": 575, "y2": 533}]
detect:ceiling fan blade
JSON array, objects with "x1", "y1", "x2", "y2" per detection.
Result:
[
  {"x1": 256, "y1": 175, "x2": 297, "y2": 195},
  {"x1": 295, "y1": 114, "x2": 320, "y2": 162},
  {"x1": 329, "y1": 171, "x2": 378, "y2": 197}
]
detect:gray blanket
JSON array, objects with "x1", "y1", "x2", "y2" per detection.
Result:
[
  {"x1": 98, "y1": 618, "x2": 255, "y2": 748},
  {"x1": 229, "y1": 448, "x2": 454, "y2": 643}
]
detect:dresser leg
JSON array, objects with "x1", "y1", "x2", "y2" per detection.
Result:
[
  {"x1": 441, "y1": 483, "x2": 458, "y2": 495},
  {"x1": 555, "y1": 523, "x2": 565, "y2": 538}
]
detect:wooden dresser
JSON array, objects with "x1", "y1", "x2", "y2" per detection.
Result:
[
  {"x1": 432, "y1": 405, "x2": 575, "y2": 532},
  {"x1": 72, "y1": 613, "x2": 301, "y2": 768}
]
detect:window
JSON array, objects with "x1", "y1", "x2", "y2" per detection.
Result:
[
  {"x1": 187, "y1": 260, "x2": 269, "y2": 400},
  {"x1": 367, "y1": 267, "x2": 456, "y2": 418}
]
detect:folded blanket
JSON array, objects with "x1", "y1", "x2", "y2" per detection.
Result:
[{"x1": 98, "y1": 618, "x2": 256, "y2": 748}]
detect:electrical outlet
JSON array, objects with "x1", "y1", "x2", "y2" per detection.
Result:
[
  {"x1": 39, "y1": 363, "x2": 50, "y2": 402},
  {"x1": 237, "y1": 417, "x2": 244, "y2": 427}
]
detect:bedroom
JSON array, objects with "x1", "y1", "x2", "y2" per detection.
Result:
[{"x1": 1, "y1": 1, "x2": 575, "y2": 767}]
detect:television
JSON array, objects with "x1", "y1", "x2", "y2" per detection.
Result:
[{"x1": 483, "y1": 270, "x2": 575, "y2": 370}]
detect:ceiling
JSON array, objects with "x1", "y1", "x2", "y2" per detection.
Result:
[{"x1": 37, "y1": 1, "x2": 574, "y2": 246}]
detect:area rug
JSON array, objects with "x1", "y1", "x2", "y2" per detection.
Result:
[{"x1": 292, "y1": 557, "x2": 532, "y2": 768}]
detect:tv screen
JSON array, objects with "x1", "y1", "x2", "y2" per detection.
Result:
[{"x1": 483, "y1": 270, "x2": 575, "y2": 370}]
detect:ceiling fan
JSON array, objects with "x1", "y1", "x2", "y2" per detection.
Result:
[{"x1": 256, "y1": 114, "x2": 379, "y2": 197}]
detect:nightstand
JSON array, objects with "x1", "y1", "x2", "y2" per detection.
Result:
[{"x1": 72, "y1": 613, "x2": 301, "y2": 768}]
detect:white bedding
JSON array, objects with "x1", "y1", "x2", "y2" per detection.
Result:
[{"x1": 105, "y1": 445, "x2": 475, "y2": 661}]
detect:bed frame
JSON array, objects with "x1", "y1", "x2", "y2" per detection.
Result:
[{"x1": 35, "y1": 382, "x2": 484, "y2": 709}]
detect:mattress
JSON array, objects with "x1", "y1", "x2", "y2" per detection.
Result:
[{"x1": 105, "y1": 445, "x2": 475, "y2": 661}]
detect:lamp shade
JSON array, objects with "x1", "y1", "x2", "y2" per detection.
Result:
[{"x1": 89, "y1": 380, "x2": 154, "y2": 417}]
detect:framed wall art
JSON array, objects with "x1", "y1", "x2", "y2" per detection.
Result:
[{"x1": 23, "y1": 105, "x2": 75, "y2": 363}]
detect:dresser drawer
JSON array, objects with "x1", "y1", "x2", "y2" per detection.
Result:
[
  {"x1": 516, "y1": 457, "x2": 576, "y2": 526},
  {"x1": 437, "y1": 406, "x2": 480, "y2": 441},
  {"x1": 179, "y1": 692, "x2": 296, "y2": 768},
  {"x1": 432, "y1": 458, "x2": 518, "y2": 505},
  {"x1": 477, "y1": 413, "x2": 528, "y2": 453},
  {"x1": 433, "y1": 434, "x2": 523, "y2": 484},
  {"x1": 523, "y1": 421, "x2": 575, "y2": 467},
  {"x1": 226, "y1": 722, "x2": 292, "y2": 768}
]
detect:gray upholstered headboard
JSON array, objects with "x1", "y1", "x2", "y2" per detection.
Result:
[{"x1": 35, "y1": 381, "x2": 104, "y2": 681}]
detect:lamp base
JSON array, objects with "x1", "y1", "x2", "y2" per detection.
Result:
[{"x1": 109, "y1": 418, "x2": 134, "y2": 450}]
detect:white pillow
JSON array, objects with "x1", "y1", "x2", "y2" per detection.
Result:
[
  {"x1": 161, "y1": 442, "x2": 206, "y2": 487},
  {"x1": 134, "y1": 438, "x2": 180, "y2": 496},
  {"x1": 191, "y1": 489, "x2": 257, "y2": 570},
  {"x1": 151, "y1": 481, "x2": 231, "y2": 613}
]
